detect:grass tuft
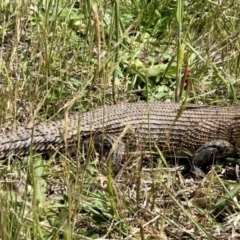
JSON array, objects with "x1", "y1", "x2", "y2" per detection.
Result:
[{"x1": 0, "y1": 0, "x2": 240, "y2": 239}]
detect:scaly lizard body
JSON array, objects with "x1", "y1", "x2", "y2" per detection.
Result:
[{"x1": 0, "y1": 102, "x2": 239, "y2": 170}]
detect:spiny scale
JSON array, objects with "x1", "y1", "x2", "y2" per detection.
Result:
[{"x1": 0, "y1": 102, "x2": 240, "y2": 159}]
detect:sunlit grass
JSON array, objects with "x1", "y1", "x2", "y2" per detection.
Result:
[{"x1": 0, "y1": 0, "x2": 240, "y2": 239}]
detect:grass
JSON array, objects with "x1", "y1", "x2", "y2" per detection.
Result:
[{"x1": 0, "y1": 0, "x2": 240, "y2": 239}]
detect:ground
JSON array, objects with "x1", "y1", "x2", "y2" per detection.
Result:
[{"x1": 0, "y1": 0, "x2": 240, "y2": 239}]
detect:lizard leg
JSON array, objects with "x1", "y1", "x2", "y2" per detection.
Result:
[
  {"x1": 192, "y1": 140, "x2": 235, "y2": 175},
  {"x1": 87, "y1": 134, "x2": 126, "y2": 171}
]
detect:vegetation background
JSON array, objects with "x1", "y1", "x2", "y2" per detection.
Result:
[{"x1": 0, "y1": 0, "x2": 240, "y2": 239}]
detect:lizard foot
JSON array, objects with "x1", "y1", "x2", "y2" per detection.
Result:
[
  {"x1": 86, "y1": 134, "x2": 126, "y2": 173},
  {"x1": 192, "y1": 140, "x2": 235, "y2": 175}
]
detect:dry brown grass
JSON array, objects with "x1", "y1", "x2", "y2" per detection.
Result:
[{"x1": 0, "y1": 0, "x2": 240, "y2": 239}]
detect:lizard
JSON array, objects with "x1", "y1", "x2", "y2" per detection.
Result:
[{"x1": 0, "y1": 102, "x2": 239, "y2": 172}]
